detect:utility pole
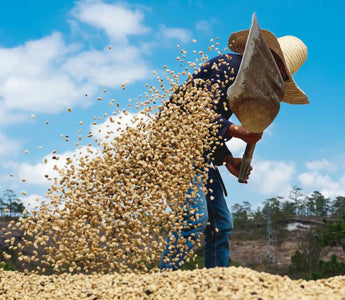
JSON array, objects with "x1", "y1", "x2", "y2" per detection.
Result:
[{"x1": 266, "y1": 198, "x2": 273, "y2": 264}]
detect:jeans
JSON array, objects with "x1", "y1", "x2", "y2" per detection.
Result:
[{"x1": 160, "y1": 167, "x2": 233, "y2": 270}]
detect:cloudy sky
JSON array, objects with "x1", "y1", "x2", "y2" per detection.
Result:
[{"x1": 0, "y1": 0, "x2": 344, "y2": 209}]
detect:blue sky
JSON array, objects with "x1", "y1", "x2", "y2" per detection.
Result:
[{"x1": 0, "y1": 0, "x2": 344, "y2": 210}]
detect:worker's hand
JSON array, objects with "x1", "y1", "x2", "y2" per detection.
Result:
[
  {"x1": 227, "y1": 124, "x2": 263, "y2": 144},
  {"x1": 224, "y1": 155, "x2": 252, "y2": 184}
]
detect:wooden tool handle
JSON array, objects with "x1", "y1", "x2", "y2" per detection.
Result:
[{"x1": 238, "y1": 143, "x2": 256, "y2": 183}]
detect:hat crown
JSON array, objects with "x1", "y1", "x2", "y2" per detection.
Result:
[
  {"x1": 277, "y1": 35, "x2": 307, "y2": 75},
  {"x1": 227, "y1": 19, "x2": 310, "y2": 104}
]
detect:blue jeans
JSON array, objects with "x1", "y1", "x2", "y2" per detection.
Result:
[{"x1": 160, "y1": 167, "x2": 233, "y2": 270}]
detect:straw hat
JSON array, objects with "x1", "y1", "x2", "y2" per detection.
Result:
[{"x1": 228, "y1": 28, "x2": 309, "y2": 105}]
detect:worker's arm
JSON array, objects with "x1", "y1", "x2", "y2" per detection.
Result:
[
  {"x1": 226, "y1": 124, "x2": 262, "y2": 144},
  {"x1": 224, "y1": 154, "x2": 252, "y2": 184}
]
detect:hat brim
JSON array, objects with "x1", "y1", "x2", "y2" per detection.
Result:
[{"x1": 228, "y1": 29, "x2": 309, "y2": 105}]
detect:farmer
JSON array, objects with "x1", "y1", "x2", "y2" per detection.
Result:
[{"x1": 160, "y1": 16, "x2": 309, "y2": 270}]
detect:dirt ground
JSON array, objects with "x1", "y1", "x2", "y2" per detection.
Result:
[{"x1": 231, "y1": 235, "x2": 345, "y2": 274}]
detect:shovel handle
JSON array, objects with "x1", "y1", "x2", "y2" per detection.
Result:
[{"x1": 238, "y1": 143, "x2": 256, "y2": 183}]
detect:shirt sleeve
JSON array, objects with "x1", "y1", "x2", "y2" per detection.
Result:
[
  {"x1": 211, "y1": 116, "x2": 232, "y2": 165},
  {"x1": 214, "y1": 116, "x2": 233, "y2": 139},
  {"x1": 192, "y1": 54, "x2": 240, "y2": 165},
  {"x1": 212, "y1": 144, "x2": 232, "y2": 166}
]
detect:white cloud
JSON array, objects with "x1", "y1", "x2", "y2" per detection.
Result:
[
  {"x1": 250, "y1": 160, "x2": 296, "y2": 196},
  {"x1": 194, "y1": 17, "x2": 219, "y2": 35},
  {"x1": 0, "y1": 0, "x2": 195, "y2": 124},
  {"x1": 0, "y1": 33, "x2": 84, "y2": 116},
  {"x1": 17, "y1": 146, "x2": 99, "y2": 186},
  {"x1": 195, "y1": 20, "x2": 212, "y2": 34},
  {"x1": 305, "y1": 158, "x2": 336, "y2": 171},
  {"x1": 298, "y1": 155, "x2": 345, "y2": 198},
  {"x1": 62, "y1": 45, "x2": 149, "y2": 87},
  {"x1": 91, "y1": 111, "x2": 150, "y2": 142},
  {"x1": 19, "y1": 194, "x2": 45, "y2": 211},
  {"x1": 0, "y1": 103, "x2": 27, "y2": 124},
  {"x1": 298, "y1": 172, "x2": 317, "y2": 187},
  {"x1": 0, "y1": 133, "x2": 21, "y2": 157},
  {"x1": 298, "y1": 171, "x2": 345, "y2": 198},
  {"x1": 225, "y1": 138, "x2": 246, "y2": 156},
  {"x1": 0, "y1": 29, "x2": 152, "y2": 119},
  {"x1": 71, "y1": 0, "x2": 151, "y2": 41},
  {"x1": 3, "y1": 73, "x2": 83, "y2": 112},
  {"x1": 159, "y1": 25, "x2": 192, "y2": 44},
  {"x1": 0, "y1": 1, "x2": 155, "y2": 124}
]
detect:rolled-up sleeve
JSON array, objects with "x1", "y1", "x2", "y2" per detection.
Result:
[
  {"x1": 214, "y1": 116, "x2": 233, "y2": 138},
  {"x1": 212, "y1": 144, "x2": 231, "y2": 166},
  {"x1": 211, "y1": 116, "x2": 233, "y2": 166}
]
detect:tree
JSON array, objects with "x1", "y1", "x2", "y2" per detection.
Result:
[
  {"x1": 306, "y1": 191, "x2": 330, "y2": 217},
  {"x1": 314, "y1": 192, "x2": 330, "y2": 217},
  {"x1": 288, "y1": 227, "x2": 324, "y2": 278},
  {"x1": 318, "y1": 216, "x2": 345, "y2": 251},
  {"x1": 262, "y1": 197, "x2": 290, "y2": 247},
  {"x1": 0, "y1": 197, "x2": 6, "y2": 216},
  {"x1": 289, "y1": 217, "x2": 345, "y2": 279},
  {"x1": 281, "y1": 201, "x2": 296, "y2": 218},
  {"x1": 1, "y1": 189, "x2": 25, "y2": 217},
  {"x1": 313, "y1": 255, "x2": 345, "y2": 279},
  {"x1": 306, "y1": 194, "x2": 316, "y2": 216},
  {"x1": 331, "y1": 196, "x2": 345, "y2": 218},
  {"x1": 289, "y1": 186, "x2": 304, "y2": 216},
  {"x1": 262, "y1": 197, "x2": 281, "y2": 217},
  {"x1": 231, "y1": 202, "x2": 251, "y2": 230},
  {"x1": 12, "y1": 201, "x2": 25, "y2": 216},
  {"x1": 242, "y1": 201, "x2": 252, "y2": 214}
]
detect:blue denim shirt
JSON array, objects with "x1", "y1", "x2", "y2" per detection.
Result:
[{"x1": 192, "y1": 53, "x2": 242, "y2": 165}]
